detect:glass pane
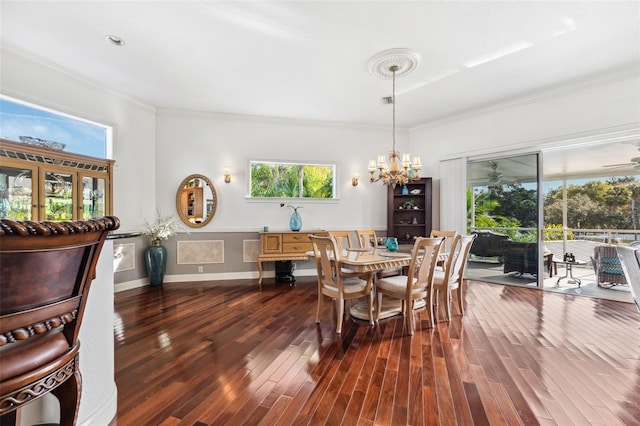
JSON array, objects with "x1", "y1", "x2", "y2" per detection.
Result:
[
  {"x1": 82, "y1": 176, "x2": 106, "y2": 219},
  {"x1": 249, "y1": 161, "x2": 335, "y2": 199},
  {"x1": 0, "y1": 166, "x2": 33, "y2": 220},
  {"x1": 0, "y1": 96, "x2": 108, "y2": 158},
  {"x1": 44, "y1": 171, "x2": 73, "y2": 221},
  {"x1": 467, "y1": 154, "x2": 541, "y2": 286}
]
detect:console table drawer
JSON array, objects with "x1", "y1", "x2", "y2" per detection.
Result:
[
  {"x1": 283, "y1": 242, "x2": 312, "y2": 254},
  {"x1": 283, "y1": 233, "x2": 312, "y2": 243}
]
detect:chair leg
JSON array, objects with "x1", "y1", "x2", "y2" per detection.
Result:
[
  {"x1": 316, "y1": 294, "x2": 323, "y2": 323},
  {"x1": 0, "y1": 411, "x2": 17, "y2": 426},
  {"x1": 367, "y1": 292, "x2": 374, "y2": 326},
  {"x1": 407, "y1": 299, "x2": 415, "y2": 335},
  {"x1": 52, "y1": 366, "x2": 81, "y2": 426},
  {"x1": 376, "y1": 291, "x2": 383, "y2": 321},
  {"x1": 456, "y1": 286, "x2": 464, "y2": 316},
  {"x1": 336, "y1": 297, "x2": 344, "y2": 334},
  {"x1": 426, "y1": 291, "x2": 434, "y2": 328},
  {"x1": 444, "y1": 291, "x2": 452, "y2": 322}
]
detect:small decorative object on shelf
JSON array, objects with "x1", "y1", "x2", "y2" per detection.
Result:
[
  {"x1": 281, "y1": 203, "x2": 303, "y2": 231},
  {"x1": 401, "y1": 200, "x2": 416, "y2": 210},
  {"x1": 401, "y1": 185, "x2": 409, "y2": 195},
  {"x1": 143, "y1": 210, "x2": 182, "y2": 285}
]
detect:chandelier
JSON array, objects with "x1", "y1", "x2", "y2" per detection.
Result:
[{"x1": 368, "y1": 51, "x2": 421, "y2": 187}]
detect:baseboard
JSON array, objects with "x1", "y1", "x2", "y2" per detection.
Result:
[
  {"x1": 78, "y1": 383, "x2": 117, "y2": 426},
  {"x1": 114, "y1": 268, "x2": 317, "y2": 292}
]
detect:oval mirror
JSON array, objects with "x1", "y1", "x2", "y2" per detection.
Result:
[{"x1": 176, "y1": 174, "x2": 218, "y2": 228}]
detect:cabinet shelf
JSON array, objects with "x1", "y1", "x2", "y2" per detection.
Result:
[{"x1": 387, "y1": 179, "x2": 432, "y2": 242}]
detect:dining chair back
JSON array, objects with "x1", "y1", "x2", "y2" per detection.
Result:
[
  {"x1": 309, "y1": 235, "x2": 374, "y2": 334},
  {"x1": 375, "y1": 237, "x2": 444, "y2": 335},
  {"x1": 432, "y1": 234, "x2": 477, "y2": 322},
  {"x1": 355, "y1": 229, "x2": 378, "y2": 249},
  {"x1": 430, "y1": 230, "x2": 457, "y2": 255},
  {"x1": 0, "y1": 216, "x2": 119, "y2": 426},
  {"x1": 327, "y1": 230, "x2": 354, "y2": 251}
]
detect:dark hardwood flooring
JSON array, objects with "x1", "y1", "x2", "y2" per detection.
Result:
[{"x1": 112, "y1": 277, "x2": 640, "y2": 425}]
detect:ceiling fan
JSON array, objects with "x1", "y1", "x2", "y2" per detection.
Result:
[
  {"x1": 486, "y1": 161, "x2": 503, "y2": 184},
  {"x1": 602, "y1": 156, "x2": 640, "y2": 170},
  {"x1": 468, "y1": 161, "x2": 516, "y2": 186}
]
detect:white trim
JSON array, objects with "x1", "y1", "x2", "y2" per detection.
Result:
[{"x1": 79, "y1": 384, "x2": 118, "y2": 426}]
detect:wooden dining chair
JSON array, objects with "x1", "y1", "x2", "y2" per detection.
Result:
[
  {"x1": 0, "y1": 216, "x2": 120, "y2": 426},
  {"x1": 431, "y1": 234, "x2": 477, "y2": 322},
  {"x1": 430, "y1": 230, "x2": 457, "y2": 255},
  {"x1": 327, "y1": 230, "x2": 361, "y2": 277},
  {"x1": 309, "y1": 235, "x2": 375, "y2": 334},
  {"x1": 355, "y1": 229, "x2": 378, "y2": 249},
  {"x1": 355, "y1": 229, "x2": 401, "y2": 278},
  {"x1": 327, "y1": 230, "x2": 355, "y2": 250},
  {"x1": 375, "y1": 237, "x2": 444, "y2": 335}
]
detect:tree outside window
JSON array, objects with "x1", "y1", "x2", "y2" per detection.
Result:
[{"x1": 250, "y1": 161, "x2": 335, "y2": 199}]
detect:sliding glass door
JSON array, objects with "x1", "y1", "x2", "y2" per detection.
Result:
[{"x1": 466, "y1": 153, "x2": 543, "y2": 287}]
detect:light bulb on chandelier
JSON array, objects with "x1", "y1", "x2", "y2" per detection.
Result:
[{"x1": 368, "y1": 58, "x2": 422, "y2": 187}]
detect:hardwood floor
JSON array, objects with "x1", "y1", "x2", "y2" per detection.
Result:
[{"x1": 112, "y1": 278, "x2": 640, "y2": 425}]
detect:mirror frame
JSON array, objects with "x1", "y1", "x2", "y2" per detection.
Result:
[{"x1": 175, "y1": 174, "x2": 217, "y2": 228}]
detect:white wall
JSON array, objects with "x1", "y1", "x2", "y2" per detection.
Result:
[
  {"x1": 156, "y1": 109, "x2": 410, "y2": 231},
  {"x1": 410, "y1": 71, "x2": 640, "y2": 160},
  {"x1": 0, "y1": 48, "x2": 157, "y2": 232}
]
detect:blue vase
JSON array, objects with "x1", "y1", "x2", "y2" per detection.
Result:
[
  {"x1": 385, "y1": 237, "x2": 398, "y2": 252},
  {"x1": 289, "y1": 210, "x2": 302, "y2": 231},
  {"x1": 401, "y1": 185, "x2": 409, "y2": 195},
  {"x1": 145, "y1": 241, "x2": 167, "y2": 286}
]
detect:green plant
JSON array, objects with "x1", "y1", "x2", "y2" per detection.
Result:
[{"x1": 400, "y1": 200, "x2": 416, "y2": 209}]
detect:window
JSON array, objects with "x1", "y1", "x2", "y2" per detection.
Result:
[
  {"x1": 0, "y1": 96, "x2": 109, "y2": 158},
  {"x1": 249, "y1": 160, "x2": 335, "y2": 199}
]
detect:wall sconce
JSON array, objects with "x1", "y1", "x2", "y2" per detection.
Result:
[
  {"x1": 352, "y1": 171, "x2": 359, "y2": 187},
  {"x1": 224, "y1": 166, "x2": 231, "y2": 184}
]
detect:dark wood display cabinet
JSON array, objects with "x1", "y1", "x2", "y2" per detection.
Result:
[{"x1": 387, "y1": 177, "x2": 432, "y2": 244}]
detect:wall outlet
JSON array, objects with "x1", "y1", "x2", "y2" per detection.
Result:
[{"x1": 197, "y1": 266, "x2": 203, "y2": 273}]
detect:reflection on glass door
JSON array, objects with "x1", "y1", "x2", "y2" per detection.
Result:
[
  {"x1": 44, "y1": 171, "x2": 73, "y2": 221},
  {"x1": 467, "y1": 153, "x2": 542, "y2": 287},
  {"x1": 81, "y1": 175, "x2": 106, "y2": 219},
  {"x1": 0, "y1": 166, "x2": 35, "y2": 220}
]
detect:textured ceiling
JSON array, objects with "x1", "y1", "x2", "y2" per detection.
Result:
[{"x1": 1, "y1": 1, "x2": 638, "y2": 128}]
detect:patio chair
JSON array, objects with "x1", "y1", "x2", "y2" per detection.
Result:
[{"x1": 591, "y1": 245, "x2": 627, "y2": 288}]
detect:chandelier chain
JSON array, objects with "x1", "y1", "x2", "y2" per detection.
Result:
[{"x1": 368, "y1": 62, "x2": 421, "y2": 187}]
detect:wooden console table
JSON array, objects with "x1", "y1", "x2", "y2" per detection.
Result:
[{"x1": 257, "y1": 231, "x2": 325, "y2": 288}]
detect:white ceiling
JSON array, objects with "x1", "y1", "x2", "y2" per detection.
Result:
[{"x1": 1, "y1": 1, "x2": 639, "y2": 176}]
